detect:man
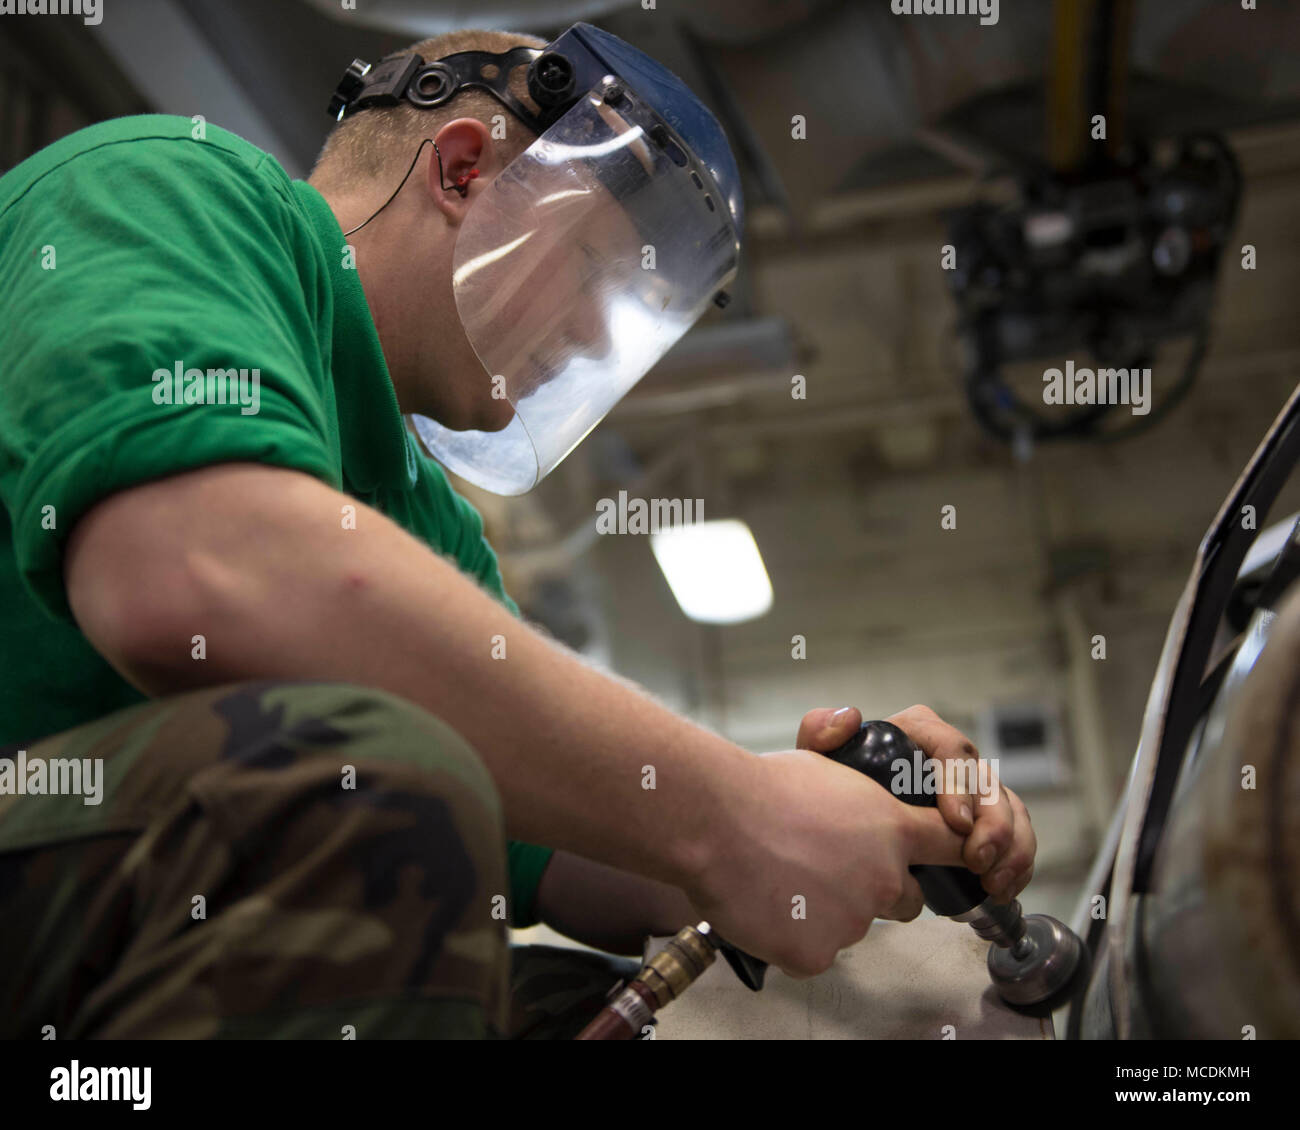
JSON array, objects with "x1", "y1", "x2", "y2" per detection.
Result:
[{"x1": 0, "y1": 24, "x2": 1036, "y2": 1039}]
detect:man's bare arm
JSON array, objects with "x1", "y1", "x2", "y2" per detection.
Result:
[
  {"x1": 65, "y1": 462, "x2": 1016, "y2": 977},
  {"x1": 534, "y1": 851, "x2": 697, "y2": 955},
  {"x1": 64, "y1": 462, "x2": 747, "y2": 894}
]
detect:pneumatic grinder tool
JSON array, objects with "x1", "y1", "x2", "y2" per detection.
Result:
[
  {"x1": 715, "y1": 720, "x2": 1086, "y2": 1009},
  {"x1": 575, "y1": 719, "x2": 1088, "y2": 1038}
]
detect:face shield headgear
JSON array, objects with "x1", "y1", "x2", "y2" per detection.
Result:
[{"x1": 329, "y1": 23, "x2": 744, "y2": 495}]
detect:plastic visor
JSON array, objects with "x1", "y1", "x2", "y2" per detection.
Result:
[{"x1": 412, "y1": 86, "x2": 741, "y2": 495}]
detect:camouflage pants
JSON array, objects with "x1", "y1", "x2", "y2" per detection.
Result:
[{"x1": 0, "y1": 681, "x2": 639, "y2": 1040}]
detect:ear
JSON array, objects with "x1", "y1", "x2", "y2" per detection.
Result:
[{"x1": 427, "y1": 118, "x2": 491, "y2": 221}]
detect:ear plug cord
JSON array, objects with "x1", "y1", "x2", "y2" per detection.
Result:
[{"x1": 343, "y1": 137, "x2": 478, "y2": 238}]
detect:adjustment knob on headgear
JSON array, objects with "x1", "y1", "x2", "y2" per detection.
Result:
[{"x1": 528, "y1": 51, "x2": 576, "y2": 108}]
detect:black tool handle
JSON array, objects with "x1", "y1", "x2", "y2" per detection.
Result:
[
  {"x1": 716, "y1": 719, "x2": 986, "y2": 991},
  {"x1": 825, "y1": 720, "x2": 986, "y2": 916}
]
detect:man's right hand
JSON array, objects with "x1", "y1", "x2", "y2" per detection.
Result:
[{"x1": 683, "y1": 744, "x2": 967, "y2": 979}]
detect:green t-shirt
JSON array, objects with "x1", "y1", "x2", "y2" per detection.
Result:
[{"x1": 0, "y1": 114, "x2": 554, "y2": 927}]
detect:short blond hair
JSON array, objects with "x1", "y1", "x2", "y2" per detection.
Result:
[{"x1": 310, "y1": 28, "x2": 547, "y2": 196}]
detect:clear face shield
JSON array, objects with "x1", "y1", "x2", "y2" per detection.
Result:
[{"x1": 411, "y1": 77, "x2": 742, "y2": 495}]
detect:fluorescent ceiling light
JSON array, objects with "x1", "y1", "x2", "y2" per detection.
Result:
[{"x1": 650, "y1": 519, "x2": 773, "y2": 624}]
